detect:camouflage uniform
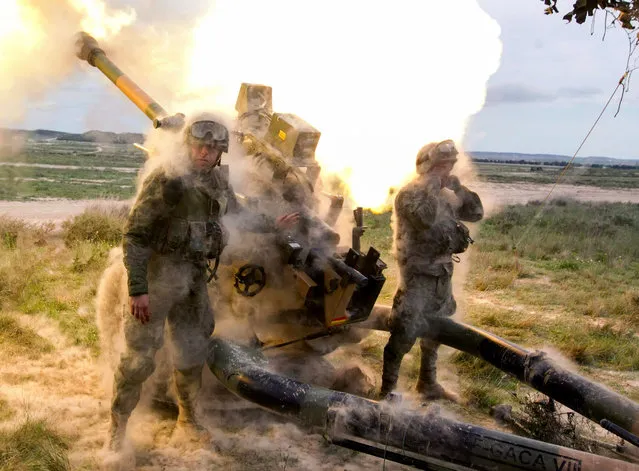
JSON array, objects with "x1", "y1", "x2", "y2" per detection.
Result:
[
  {"x1": 110, "y1": 161, "x2": 273, "y2": 446},
  {"x1": 380, "y1": 140, "x2": 483, "y2": 399}
]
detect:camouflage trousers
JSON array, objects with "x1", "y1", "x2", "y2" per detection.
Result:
[
  {"x1": 381, "y1": 268, "x2": 455, "y2": 394},
  {"x1": 112, "y1": 255, "x2": 215, "y2": 418}
]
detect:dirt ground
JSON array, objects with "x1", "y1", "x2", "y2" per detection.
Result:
[
  {"x1": 1, "y1": 182, "x2": 638, "y2": 470},
  {"x1": 2, "y1": 182, "x2": 639, "y2": 225}
]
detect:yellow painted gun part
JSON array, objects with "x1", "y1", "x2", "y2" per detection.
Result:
[{"x1": 90, "y1": 52, "x2": 167, "y2": 122}]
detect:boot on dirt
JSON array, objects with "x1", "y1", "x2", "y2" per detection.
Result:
[
  {"x1": 377, "y1": 378, "x2": 397, "y2": 401},
  {"x1": 106, "y1": 412, "x2": 129, "y2": 452},
  {"x1": 102, "y1": 414, "x2": 135, "y2": 471},
  {"x1": 416, "y1": 378, "x2": 460, "y2": 403},
  {"x1": 174, "y1": 401, "x2": 212, "y2": 443},
  {"x1": 416, "y1": 339, "x2": 460, "y2": 403},
  {"x1": 172, "y1": 366, "x2": 211, "y2": 443}
]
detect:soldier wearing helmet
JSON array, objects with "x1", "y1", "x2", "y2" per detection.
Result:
[
  {"x1": 108, "y1": 114, "x2": 298, "y2": 452},
  {"x1": 379, "y1": 139, "x2": 483, "y2": 401}
]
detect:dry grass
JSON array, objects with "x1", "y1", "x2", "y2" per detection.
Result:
[
  {"x1": 0, "y1": 397, "x2": 13, "y2": 423},
  {"x1": 0, "y1": 210, "x2": 115, "y2": 355},
  {"x1": 0, "y1": 314, "x2": 53, "y2": 359},
  {"x1": 0, "y1": 201, "x2": 636, "y2": 467}
]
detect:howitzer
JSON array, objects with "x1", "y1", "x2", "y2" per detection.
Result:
[
  {"x1": 234, "y1": 83, "x2": 345, "y2": 230},
  {"x1": 75, "y1": 30, "x2": 388, "y2": 350},
  {"x1": 77, "y1": 31, "x2": 639, "y2": 470}
]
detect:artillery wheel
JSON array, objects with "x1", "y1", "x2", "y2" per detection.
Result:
[{"x1": 234, "y1": 264, "x2": 267, "y2": 297}]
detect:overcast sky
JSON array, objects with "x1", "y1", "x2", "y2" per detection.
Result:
[{"x1": 4, "y1": 0, "x2": 639, "y2": 159}]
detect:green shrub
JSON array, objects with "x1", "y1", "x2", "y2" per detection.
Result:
[
  {"x1": 62, "y1": 205, "x2": 128, "y2": 247},
  {"x1": 0, "y1": 217, "x2": 52, "y2": 250}
]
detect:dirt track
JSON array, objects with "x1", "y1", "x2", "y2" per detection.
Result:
[
  {"x1": 474, "y1": 182, "x2": 639, "y2": 206},
  {"x1": 0, "y1": 198, "x2": 131, "y2": 224},
  {"x1": 1, "y1": 183, "x2": 638, "y2": 224}
]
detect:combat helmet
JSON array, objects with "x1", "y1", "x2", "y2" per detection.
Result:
[
  {"x1": 184, "y1": 112, "x2": 230, "y2": 153},
  {"x1": 416, "y1": 139, "x2": 458, "y2": 174}
]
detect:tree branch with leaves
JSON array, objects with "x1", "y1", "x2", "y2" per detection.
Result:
[{"x1": 542, "y1": 0, "x2": 639, "y2": 29}]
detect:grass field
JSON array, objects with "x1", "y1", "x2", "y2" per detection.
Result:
[
  {"x1": 0, "y1": 140, "x2": 144, "y2": 201},
  {"x1": 1, "y1": 140, "x2": 639, "y2": 201},
  {"x1": 475, "y1": 161, "x2": 639, "y2": 188},
  {"x1": 2, "y1": 199, "x2": 638, "y2": 467},
  {"x1": 0, "y1": 138, "x2": 638, "y2": 467}
]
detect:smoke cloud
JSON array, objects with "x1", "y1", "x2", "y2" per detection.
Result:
[
  {"x1": 181, "y1": 0, "x2": 502, "y2": 210},
  {"x1": 2, "y1": 0, "x2": 501, "y2": 211},
  {"x1": 0, "y1": 0, "x2": 135, "y2": 122}
]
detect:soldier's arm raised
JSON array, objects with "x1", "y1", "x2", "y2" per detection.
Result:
[
  {"x1": 446, "y1": 176, "x2": 483, "y2": 222},
  {"x1": 395, "y1": 183, "x2": 439, "y2": 231},
  {"x1": 123, "y1": 170, "x2": 182, "y2": 296}
]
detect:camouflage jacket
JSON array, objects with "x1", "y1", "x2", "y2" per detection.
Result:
[
  {"x1": 393, "y1": 174, "x2": 483, "y2": 277},
  {"x1": 123, "y1": 164, "x2": 274, "y2": 296}
]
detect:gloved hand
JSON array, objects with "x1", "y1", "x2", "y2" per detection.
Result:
[{"x1": 444, "y1": 175, "x2": 462, "y2": 192}]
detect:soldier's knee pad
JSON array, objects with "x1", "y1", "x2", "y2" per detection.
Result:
[{"x1": 118, "y1": 353, "x2": 156, "y2": 384}]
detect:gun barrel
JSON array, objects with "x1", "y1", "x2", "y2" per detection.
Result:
[
  {"x1": 363, "y1": 309, "x2": 639, "y2": 439},
  {"x1": 75, "y1": 32, "x2": 168, "y2": 126},
  {"x1": 208, "y1": 337, "x2": 637, "y2": 471}
]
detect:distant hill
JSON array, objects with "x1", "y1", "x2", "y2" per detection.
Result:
[
  {"x1": 1, "y1": 128, "x2": 638, "y2": 165},
  {"x1": 0, "y1": 128, "x2": 145, "y2": 145},
  {"x1": 469, "y1": 151, "x2": 639, "y2": 167}
]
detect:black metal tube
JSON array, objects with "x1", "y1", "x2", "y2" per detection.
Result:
[
  {"x1": 362, "y1": 307, "x2": 639, "y2": 437},
  {"x1": 601, "y1": 420, "x2": 639, "y2": 448},
  {"x1": 207, "y1": 337, "x2": 636, "y2": 471},
  {"x1": 327, "y1": 256, "x2": 368, "y2": 287}
]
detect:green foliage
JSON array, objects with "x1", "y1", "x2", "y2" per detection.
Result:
[
  {"x1": 476, "y1": 162, "x2": 639, "y2": 188},
  {"x1": 466, "y1": 201, "x2": 639, "y2": 370},
  {"x1": 362, "y1": 210, "x2": 393, "y2": 255},
  {"x1": 0, "y1": 217, "x2": 51, "y2": 251},
  {"x1": 452, "y1": 352, "x2": 519, "y2": 410},
  {"x1": 62, "y1": 206, "x2": 128, "y2": 247},
  {"x1": 0, "y1": 419, "x2": 70, "y2": 471},
  {"x1": 0, "y1": 213, "x2": 109, "y2": 355},
  {"x1": 0, "y1": 140, "x2": 142, "y2": 201},
  {"x1": 479, "y1": 200, "x2": 639, "y2": 265},
  {"x1": 0, "y1": 246, "x2": 48, "y2": 311},
  {"x1": 548, "y1": 322, "x2": 639, "y2": 370}
]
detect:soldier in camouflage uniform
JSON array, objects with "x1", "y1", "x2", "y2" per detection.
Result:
[
  {"x1": 380, "y1": 140, "x2": 483, "y2": 401},
  {"x1": 108, "y1": 115, "x2": 297, "y2": 451}
]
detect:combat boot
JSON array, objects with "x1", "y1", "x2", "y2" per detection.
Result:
[
  {"x1": 416, "y1": 379, "x2": 460, "y2": 403},
  {"x1": 378, "y1": 379, "x2": 396, "y2": 401},
  {"x1": 173, "y1": 367, "x2": 211, "y2": 443},
  {"x1": 415, "y1": 339, "x2": 460, "y2": 403},
  {"x1": 415, "y1": 366, "x2": 460, "y2": 403},
  {"x1": 106, "y1": 412, "x2": 128, "y2": 452}
]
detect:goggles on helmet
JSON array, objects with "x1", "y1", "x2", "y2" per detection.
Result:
[{"x1": 189, "y1": 120, "x2": 229, "y2": 152}]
